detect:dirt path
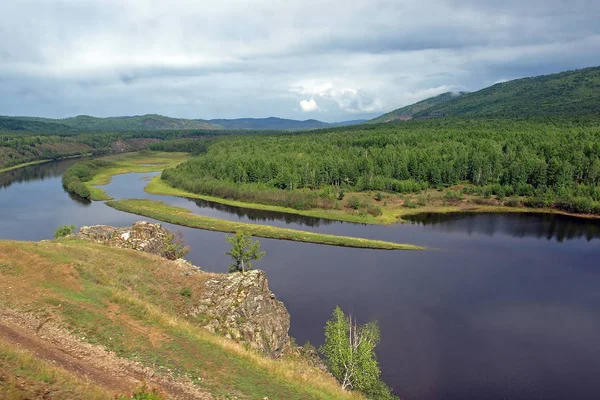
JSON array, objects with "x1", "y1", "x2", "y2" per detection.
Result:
[{"x1": 0, "y1": 311, "x2": 211, "y2": 399}]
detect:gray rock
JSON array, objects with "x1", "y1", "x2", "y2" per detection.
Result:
[{"x1": 191, "y1": 269, "x2": 290, "y2": 358}]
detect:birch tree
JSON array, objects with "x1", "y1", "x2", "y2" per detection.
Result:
[
  {"x1": 320, "y1": 307, "x2": 387, "y2": 394},
  {"x1": 225, "y1": 231, "x2": 265, "y2": 273}
]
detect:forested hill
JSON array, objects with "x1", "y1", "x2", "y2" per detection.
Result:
[
  {"x1": 8, "y1": 114, "x2": 219, "y2": 132},
  {"x1": 0, "y1": 116, "x2": 76, "y2": 133},
  {"x1": 2, "y1": 114, "x2": 366, "y2": 133},
  {"x1": 368, "y1": 92, "x2": 467, "y2": 123},
  {"x1": 209, "y1": 117, "x2": 366, "y2": 130},
  {"x1": 371, "y1": 66, "x2": 600, "y2": 121}
]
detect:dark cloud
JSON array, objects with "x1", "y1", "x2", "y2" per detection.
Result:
[{"x1": 0, "y1": 0, "x2": 598, "y2": 121}]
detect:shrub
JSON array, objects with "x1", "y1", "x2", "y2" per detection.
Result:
[
  {"x1": 116, "y1": 382, "x2": 165, "y2": 400},
  {"x1": 404, "y1": 199, "x2": 418, "y2": 208},
  {"x1": 504, "y1": 197, "x2": 520, "y2": 207},
  {"x1": 163, "y1": 231, "x2": 190, "y2": 260},
  {"x1": 54, "y1": 225, "x2": 76, "y2": 239},
  {"x1": 374, "y1": 192, "x2": 383, "y2": 201},
  {"x1": 338, "y1": 190, "x2": 345, "y2": 200},
  {"x1": 366, "y1": 204, "x2": 383, "y2": 216},
  {"x1": 347, "y1": 196, "x2": 361, "y2": 210},
  {"x1": 179, "y1": 287, "x2": 192, "y2": 298}
]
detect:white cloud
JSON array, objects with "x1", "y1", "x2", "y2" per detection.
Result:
[
  {"x1": 299, "y1": 99, "x2": 319, "y2": 112},
  {"x1": 0, "y1": 0, "x2": 598, "y2": 120}
]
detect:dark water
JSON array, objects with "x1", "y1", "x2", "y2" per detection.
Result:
[{"x1": 1, "y1": 161, "x2": 600, "y2": 400}]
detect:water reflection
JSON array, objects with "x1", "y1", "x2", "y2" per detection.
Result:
[
  {"x1": 403, "y1": 212, "x2": 600, "y2": 242},
  {"x1": 0, "y1": 157, "x2": 88, "y2": 190},
  {"x1": 186, "y1": 197, "x2": 338, "y2": 227}
]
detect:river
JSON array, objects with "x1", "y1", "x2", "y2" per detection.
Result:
[{"x1": 1, "y1": 159, "x2": 599, "y2": 400}]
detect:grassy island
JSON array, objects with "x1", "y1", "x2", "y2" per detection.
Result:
[{"x1": 106, "y1": 199, "x2": 424, "y2": 250}]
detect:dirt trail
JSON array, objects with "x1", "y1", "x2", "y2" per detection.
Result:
[{"x1": 0, "y1": 311, "x2": 211, "y2": 399}]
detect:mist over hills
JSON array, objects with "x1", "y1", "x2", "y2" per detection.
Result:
[{"x1": 371, "y1": 66, "x2": 600, "y2": 122}]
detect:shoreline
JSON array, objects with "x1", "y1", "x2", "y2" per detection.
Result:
[
  {"x1": 106, "y1": 199, "x2": 424, "y2": 250},
  {"x1": 0, "y1": 153, "x2": 91, "y2": 174},
  {"x1": 146, "y1": 175, "x2": 600, "y2": 225}
]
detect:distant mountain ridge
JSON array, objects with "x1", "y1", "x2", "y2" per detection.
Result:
[
  {"x1": 371, "y1": 65, "x2": 600, "y2": 122},
  {"x1": 209, "y1": 117, "x2": 365, "y2": 130},
  {"x1": 11, "y1": 114, "x2": 218, "y2": 132},
  {"x1": 1, "y1": 114, "x2": 366, "y2": 133}
]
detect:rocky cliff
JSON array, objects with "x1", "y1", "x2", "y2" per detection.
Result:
[{"x1": 78, "y1": 221, "x2": 291, "y2": 358}]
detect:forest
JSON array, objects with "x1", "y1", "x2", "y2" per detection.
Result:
[{"x1": 160, "y1": 117, "x2": 600, "y2": 215}]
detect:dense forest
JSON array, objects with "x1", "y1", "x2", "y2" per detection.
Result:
[
  {"x1": 161, "y1": 117, "x2": 600, "y2": 214},
  {"x1": 0, "y1": 129, "x2": 226, "y2": 170}
]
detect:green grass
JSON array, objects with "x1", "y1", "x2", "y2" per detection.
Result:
[
  {"x1": 0, "y1": 240, "x2": 365, "y2": 400},
  {"x1": 146, "y1": 176, "x2": 398, "y2": 224},
  {"x1": 106, "y1": 199, "x2": 424, "y2": 250},
  {"x1": 0, "y1": 159, "x2": 51, "y2": 173},
  {"x1": 80, "y1": 151, "x2": 191, "y2": 201},
  {"x1": 0, "y1": 339, "x2": 110, "y2": 400}
]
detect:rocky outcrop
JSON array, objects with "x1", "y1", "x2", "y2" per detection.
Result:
[
  {"x1": 78, "y1": 221, "x2": 291, "y2": 359},
  {"x1": 77, "y1": 221, "x2": 187, "y2": 260},
  {"x1": 191, "y1": 270, "x2": 290, "y2": 358}
]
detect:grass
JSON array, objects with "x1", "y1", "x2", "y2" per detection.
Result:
[
  {"x1": 146, "y1": 176, "x2": 400, "y2": 224},
  {"x1": 147, "y1": 175, "x2": 594, "y2": 224},
  {"x1": 81, "y1": 151, "x2": 190, "y2": 201},
  {"x1": 0, "y1": 338, "x2": 110, "y2": 400},
  {"x1": 0, "y1": 159, "x2": 52, "y2": 173},
  {"x1": 0, "y1": 239, "x2": 366, "y2": 400},
  {"x1": 105, "y1": 199, "x2": 424, "y2": 250}
]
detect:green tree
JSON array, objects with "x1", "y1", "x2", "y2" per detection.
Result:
[
  {"x1": 54, "y1": 225, "x2": 76, "y2": 239},
  {"x1": 225, "y1": 231, "x2": 265, "y2": 273},
  {"x1": 320, "y1": 307, "x2": 396, "y2": 399}
]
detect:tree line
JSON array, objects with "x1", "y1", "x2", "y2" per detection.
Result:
[{"x1": 160, "y1": 117, "x2": 600, "y2": 214}]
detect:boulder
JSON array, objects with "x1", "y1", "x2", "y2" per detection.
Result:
[
  {"x1": 192, "y1": 269, "x2": 290, "y2": 358},
  {"x1": 77, "y1": 221, "x2": 186, "y2": 259}
]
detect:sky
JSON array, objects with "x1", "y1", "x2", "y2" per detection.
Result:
[{"x1": 0, "y1": 0, "x2": 599, "y2": 122}]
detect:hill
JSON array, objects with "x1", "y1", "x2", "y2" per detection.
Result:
[
  {"x1": 0, "y1": 224, "x2": 362, "y2": 400},
  {"x1": 368, "y1": 92, "x2": 467, "y2": 123},
  {"x1": 209, "y1": 117, "x2": 365, "y2": 130},
  {"x1": 0, "y1": 116, "x2": 75, "y2": 133},
  {"x1": 371, "y1": 66, "x2": 600, "y2": 121},
  {"x1": 13, "y1": 114, "x2": 220, "y2": 132}
]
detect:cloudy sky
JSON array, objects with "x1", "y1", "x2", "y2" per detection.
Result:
[{"x1": 1, "y1": 0, "x2": 599, "y2": 122}]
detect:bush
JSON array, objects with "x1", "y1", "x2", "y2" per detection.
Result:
[
  {"x1": 347, "y1": 196, "x2": 361, "y2": 210},
  {"x1": 403, "y1": 199, "x2": 418, "y2": 208},
  {"x1": 443, "y1": 190, "x2": 463, "y2": 204},
  {"x1": 179, "y1": 287, "x2": 192, "y2": 298},
  {"x1": 504, "y1": 197, "x2": 520, "y2": 207},
  {"x1": 163, "y1": 231, "x2": 190, "y2": 260},
  {"x1": 374, "y1": 192, "x2": 383, "y2": 201},
  {"x1": 54, "y1": 225, "x2": 76, "y2": 239},
  {"x1": 338, "y1": 190, "x2": 345, "y2": 200},
  {"x1": 116, "y1": 382, "x2": 165, "y2": 399}
]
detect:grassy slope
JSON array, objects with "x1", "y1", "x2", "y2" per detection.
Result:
[
  {"x1": 0, "y1": 239, "x2": 363, "y2": 400},
  {"x1": 368, "y1": 92, "x2": 467, "y2": 123},
  {"x1": 84, "y1": 151, "x2": 191, "y2": 201},
  {"x1": 106, "y1": 199, "x2": 424, "y2": 250},
  {"x1": 414, "y1": 66, "x2": 600, "y2": 117},
  {"x1": 0, "y1": 340, "x2": 110, "y2": 400}
]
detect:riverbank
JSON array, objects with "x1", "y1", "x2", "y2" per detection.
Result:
[
  {"x1": 75, "y1": 151, "x2": 190, "y2": 200},
  {"x1": 106, "y1": 199, "x2": 424, "y2": 250},
  {"x1": 0, "y1": 238, "x2": 364, "y2": 400},
  {"x1": 0, "y1": 153, "x2": 92, "y2": 174},
  {"x1": 146, "y1": 175, "x2": 600, "y2": 224}
]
